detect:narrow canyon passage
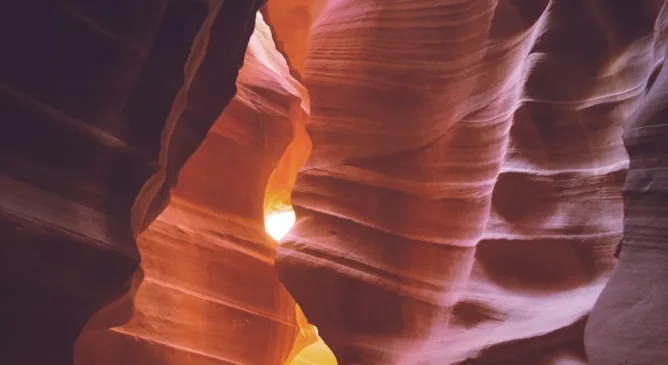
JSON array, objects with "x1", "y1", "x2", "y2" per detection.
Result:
[
  {"x1": 75, "y1": 10, "x2": 331, "y2": 365},
  {"x1": 2, "y1": 1, "x2": 668, "y2": 365}
]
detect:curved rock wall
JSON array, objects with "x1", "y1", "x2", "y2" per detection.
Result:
[
  {"x1": 276, "y1": 1, "x2": 667, "y2": 364},
  {"x1": 75, "y1": 11, "x2": 312, "y2": 365},
  {"x1": 0, "y1": 0, "x2": 262, "y2": 363},
  {"x1": 585, "y1": 17, "x2": 668, "y2": 364},
  {"x1": 4, "y1": 1, "x2": 668, "y2": 365}
]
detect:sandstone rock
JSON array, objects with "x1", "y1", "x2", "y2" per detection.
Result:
[
  {"x1": 0, "y1": 0, "x2": 263, "y2": 363},
  {"x1": 275, "y1": 1, "x2": 666, "y2": 364},
  {"x1": 76, "y1": 10, "x2": 313, "y2": 365},
  {"x1": 585, "y1": 27, "x2": 668, "y2": 365},
  {"x1": 3, "y1": 1, "x2": 668, "y2": 365}
]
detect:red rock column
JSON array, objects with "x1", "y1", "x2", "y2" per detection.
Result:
[
  {"x1": 0, "y1": 0, "x2": 262, "y2": 363},
  {"x1": 275, "y1": 1, "x2": 549, "y2": 364},
  {"x1": 585, "y1": 40, "x2": 668, "y2": 364}
]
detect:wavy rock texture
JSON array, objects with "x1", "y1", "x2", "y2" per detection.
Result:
[
  {"x1": 0, "y1": 0, "x2": 262, "y2": 363},
  {"x1": 276, "y1": 1, "x2": 668, "y2": 364},
  {"x1": 5, "y1": 1, "x2": 668, "y2": 365},
  {"x1": 75, "y1": 11, "x2": 315, "y2": 365},
  {"x1": 585, "y1": 27, "x2": 668, "y2": 365}
]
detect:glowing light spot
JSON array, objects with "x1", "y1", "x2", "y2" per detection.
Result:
[
  {"x1": 264, "y1": 209, "x2": 338, "y2": 364},
  {"x1": 265, "y1": 209, "x2": 296, "y2": 241},
  {"x1": 290, "y1": 337, "x2": 337, "y2": 365}
]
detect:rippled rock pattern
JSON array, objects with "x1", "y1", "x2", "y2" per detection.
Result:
[
  {"x1": 75, "y1": 11, "x2": 312, "y2": 365},
  {"x1": 585, "y1": 25, "x2": 668, "y2": 365},
  {"x1": 276, "y1": 1, "x2": 668, "y2": 364},
  {"x1": 0, "y1": 0, "x2": 263, "y2": 363},
  {"x1": 3, "y1": 1, "x2": 668, "y2": 365}
]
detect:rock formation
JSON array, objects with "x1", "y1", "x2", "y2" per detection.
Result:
[
  {"x1": 276, "y1": 1, "x2": 668, "y2": 364},
  {"x1": 585, "y1": 25, "x2": 668, "y2": 365},
  {"x1": 2, "y1": 1, "x2": 668, "y2": 365},
  {"x1": 0, "y1": 0, "x2": 264, "y2": 363},
  {"x1": 75, "y1": 11, "x2": 315, "y2": 365}
]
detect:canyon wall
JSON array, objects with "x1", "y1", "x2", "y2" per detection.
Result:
[
  {"x1": 0, "y1": 0, "x2": 263, "y2": 363},
  {"x1": 276, "y1": 1, "x2": 667, "y2": 364},
  {"x1": 2, "y1": 1, "x2": 668, "y2": 365},
  {"x1": 75, "y1": 10, "x2": 313, "y2": 365},
  {"x1": 585, "y1": 27, "x2": 668, "y2": 364}
]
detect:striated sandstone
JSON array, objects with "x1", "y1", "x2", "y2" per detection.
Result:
[
  {"x1": 0, "y1": 0, "x2": 263, "y2": 363},
  {"x1": 75, "y1": 10, "x2": 317, "y2": 365},
  {"x1": 3, "y1": 1, "x2": 668, "y2": 365},
  {"x1": 276, "y1": 1, "x2": 667, "y2": 364},
  {"x1": 585, "y1": 28, "x2": 668, "y2": 365}
]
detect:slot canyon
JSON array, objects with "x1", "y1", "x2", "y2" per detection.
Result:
[{"x1": 1, "y1": 0, "x2": 668, "y2": 364}]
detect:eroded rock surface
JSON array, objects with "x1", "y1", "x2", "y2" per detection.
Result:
[
  {"x1": 75, "y1": 11, "x2": 313, "y2": 365},
  {"x1": 585, "y1": 31, "x2": 668, "y2": 365},
  {"x1": 0, "y1": 0, "x2": 262, "y2": 363},
  {"x1": 276, "y1": 1, "x2": 668, "y2": 364},
  {"x1": 4, "y1": 1, "x2": 668, "y2": 365}
]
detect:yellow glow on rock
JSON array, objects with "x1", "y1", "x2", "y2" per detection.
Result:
[
  {"x1": 265, "y1": 209, "x2": 296, "y2": 241},
  {"x1": 264, "y1": 208, "x2": 337, "y2": 365},
  {"x1": 290, "y1": 337, "x2": 337, "y2": 365}
]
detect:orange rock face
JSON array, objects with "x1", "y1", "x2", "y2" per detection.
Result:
[
  {"x1": 4, "y1": 1, "x2": 668, "y2": 365},
  {"x1": 76, "y1": 11, "x2": 312, "y2": 365}
]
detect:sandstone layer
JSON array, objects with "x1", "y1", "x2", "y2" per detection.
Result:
[
  {"x1": 585, "y1": 29, "x2": 668, "y2": 365},
  {"x1": 75, "y1": 11, "x2": 314, "y2": 365},
  {"x1": 3, "y1": 1, "x2": 668, "y2": 365},
  {"x1": 0, "y1": 0, "x2": 263, "y2": 363},
  {"x1": 275, "y1": 1, "x2": 668, "y2": 364}
]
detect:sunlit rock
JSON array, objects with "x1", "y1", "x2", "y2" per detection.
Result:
[{"x1": 3, "y1": 1, "x2": 668, "y2": 365}]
